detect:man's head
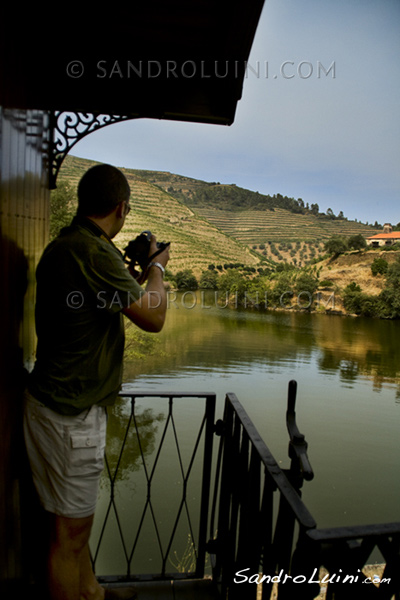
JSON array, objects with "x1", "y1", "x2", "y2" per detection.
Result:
[{"x1": 77, "y1": 164, "x2": 130, "y2": 218}]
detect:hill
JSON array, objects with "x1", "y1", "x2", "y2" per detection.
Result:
[
  {"x1": 136, "y1": 169, "x2": 377, "y2": 241},
  {"x1": 57, "y1": 155, "x2": 381, "y2": 274},
  {"x1": 57, "y1": 156, "x2": 260, "y2": 277}
]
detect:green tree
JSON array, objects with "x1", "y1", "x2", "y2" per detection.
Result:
[
  {"x1": 324, "y1": 236, "x2": 348, "y2": 256},
  {"x1": 269, "y1": 272, "x2": 294, "y2": 307},
  {"x1": 377, "y1": 258, "x2": 400, "y2": 318},
  {"x1": 199, "y1": 269, "x2": 218, "y2": 289},
  {"x1": 294, "y1": 271, "x2": 319, "y2": 296},
  {"x1": 218, "y1": 269, "x2": 249, "y2": 301},
  {"x1": 348, "y1": 234, "x2": 367, "y2": 251},
  {"x1": 175, "y1": 269, "x2": 198, "y2": 290},
  {"x1": 326, "y1": 208, "x2": 336, "y2": 219},
  {"x1": 245, "y1": 276, "x2": 268, "y2": 306},
  {"x1": 50, "y1": 180, "x2": 77, "y2": 239}
]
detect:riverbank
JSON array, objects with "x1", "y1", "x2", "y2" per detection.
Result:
[{"x1": 167, "y1": 248, "x2": 400, "y2": 318}]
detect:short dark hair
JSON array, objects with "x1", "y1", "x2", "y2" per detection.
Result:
[{"x1": 77, "y1": 164, "x2": 130, "y2": 217}]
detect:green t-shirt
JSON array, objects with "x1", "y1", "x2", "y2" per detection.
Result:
[{"x1": 28, "y1": 217, "x2": 144, "y2": 415}]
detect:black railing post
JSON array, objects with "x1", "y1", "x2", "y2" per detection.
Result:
[
  {"x1": 286, "y1": 380, "x2": 314, "y2": 487},
  {"x1": 196, "y1": 393, "x2": 216, "y2": 578},
  {"x1": 211, "y1": 390, "x2": 317, "y2": 599}
]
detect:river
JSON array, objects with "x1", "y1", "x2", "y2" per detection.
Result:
[{"x1": 91, "y1": 291, "x2": 400, "y2": 576}]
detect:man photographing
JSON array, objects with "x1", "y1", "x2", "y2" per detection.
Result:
[{"x1": 23, "y1": 164, "x2": 170, "y2": 600}]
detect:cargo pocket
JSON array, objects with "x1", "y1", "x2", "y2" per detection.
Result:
[{"x1": 66, "y1": 433, "x2": 105, "y2": 477}]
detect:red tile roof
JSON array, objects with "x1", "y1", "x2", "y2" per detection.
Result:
[{"x1": 367, "y1": 232, "x2": 400, "y2": 239}]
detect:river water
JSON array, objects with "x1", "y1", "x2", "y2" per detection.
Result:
[{"x1": 92, "y1": 291, "x2": 400, "y2": 576}]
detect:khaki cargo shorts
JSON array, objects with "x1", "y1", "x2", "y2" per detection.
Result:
[{"x1": 23, "y1": 390, "x2": 107, "y2": 519}]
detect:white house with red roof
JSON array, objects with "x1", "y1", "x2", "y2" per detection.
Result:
[{"x1": 366, "y1": 223, "x2": 400, "y2": 247}]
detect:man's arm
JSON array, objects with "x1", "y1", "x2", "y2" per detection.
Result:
[{"x1": 122, "y1": 237, "x2": 169, "y2": 333}]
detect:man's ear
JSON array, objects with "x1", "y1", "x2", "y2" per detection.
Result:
[{"x1": 115, "y1": 201, "x2": 125, "y2": 218}]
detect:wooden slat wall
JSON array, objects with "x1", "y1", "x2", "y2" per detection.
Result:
[{"x1": 0, "y1": 106, "x2": 50, "y2": 587}]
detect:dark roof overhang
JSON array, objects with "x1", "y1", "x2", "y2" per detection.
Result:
[{"x1": 1, "y1": 1, "x2": 265, "y2": 126}]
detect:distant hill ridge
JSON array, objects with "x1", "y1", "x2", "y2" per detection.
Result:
[
  {"x1": 58, "y1": 155, "x2": 378, "y2": 272},
  {"x1": 122, "y1": 168, "x2": 377, "y2": 244}
]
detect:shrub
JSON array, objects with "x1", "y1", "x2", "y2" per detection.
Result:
[
  {"x1": 319, "y1": 280, "x2": 333, "y2": 287},
  {"x1": 371, "y1": 257, "x2": 388, "y2": 276},
  {"x1": 345, "y1": 281, "x2": 362, "y2": 293},
  {"x1": 343, "y1": 290, "x2": 378, "y2": 317}
]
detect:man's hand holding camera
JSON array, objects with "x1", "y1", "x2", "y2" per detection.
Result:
[
  {"x1": 124, "y1": 230, "x2": 170, "y2": 284},
  {"x1": 144, "y1": 233, "x2": 170, "y2": 283},
  {"x1": 122, "y1": 231, "x2": 170, "y2": 332}
]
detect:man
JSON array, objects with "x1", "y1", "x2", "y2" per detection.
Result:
[{"x1": 23, "y1": 164, "x2": 170, "y2": 600}]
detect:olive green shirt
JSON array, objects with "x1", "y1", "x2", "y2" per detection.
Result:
[{"x1": 28, "y1": 217, "x2": 144, "y2": 415}]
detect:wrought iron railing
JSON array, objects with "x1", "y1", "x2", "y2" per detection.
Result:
[
  {"x1": 92, "y1": 391, "x2": 217, "y2": 583},
  {"x1": 208, "y1": 381, "x2": 400, "y2": 600},
  {"x1": 91, "y1": 384, "x2": 399, "y2": 599}
]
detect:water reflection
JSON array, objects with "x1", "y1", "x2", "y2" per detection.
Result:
[
  {"x1": 101, "y1": 400, "x2": 165, "y2": 490},
  {"x1": 124, "y1": 292, "x2": 400, "y2": 397},
  {"x1": 93, "y1": 293, "x2": 400, "y2": 574}
]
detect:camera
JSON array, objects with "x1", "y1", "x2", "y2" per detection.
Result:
[{"x1": 123, "y1": 230, "x2": 170, "y2": 271}]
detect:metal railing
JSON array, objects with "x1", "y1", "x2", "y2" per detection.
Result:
[
  {"x1": 92, "y1": 391, "x2": 216, "y2": 583},
  {"x1": 208, "y1": 381, "x2": 400, "y2": 599},
  {"x1": 91, "y1": 384, "x2": 399, "y2": 599}
]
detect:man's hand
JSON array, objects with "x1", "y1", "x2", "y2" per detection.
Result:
[
  {"x1": 148, "y1": 234, "x2": 170, "y2": 268},
  {"x1": 123, "y1": 235, "x2": 170, "y2": 332},
  {"x1": 128, "y1": 234, "x2": 170, "y2": 284}
]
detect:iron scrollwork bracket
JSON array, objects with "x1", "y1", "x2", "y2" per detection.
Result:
[{"x1": 48, "y1": 111, "x2": 135, "y2": 189}]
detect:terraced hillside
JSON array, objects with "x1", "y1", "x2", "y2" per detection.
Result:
[
  {"x1": 191, "y1": 207, "x2": 374, "y2": 244},
  {"x1": 57, "y1": 156, "x2": 260, "y2": 276},
  {"x1": 57, "y1": 155, "x2": 381, "y2": 271},
  {"x1": 139, "y1": 171, "x2": 376, "y2": 244}
]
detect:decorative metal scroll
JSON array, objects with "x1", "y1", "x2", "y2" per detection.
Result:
[{"x1": 48, "y1": 111, "x2": 135, "y2": 189}]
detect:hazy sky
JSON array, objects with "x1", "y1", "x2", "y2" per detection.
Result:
[{"x1": 72, "y1": 0, "x2": 400, "y2": 225}]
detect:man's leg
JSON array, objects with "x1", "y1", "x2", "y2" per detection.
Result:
[{"x1": 47, "y1": 512, "x2": 104, "y2": 600}]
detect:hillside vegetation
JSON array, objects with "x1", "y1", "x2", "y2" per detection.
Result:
[
  {"x1": 57, "y1": 155, "x2": 378, "y2": 270},
  {"x1": 138, "y1": 169, "x2": 376, "y2": 242},
  {"x1": 56, "y1": 156, "x2": 260, "y2": 277},
  {"x1": 52, "y1": 155, "x2": 400, "y2": 319}
]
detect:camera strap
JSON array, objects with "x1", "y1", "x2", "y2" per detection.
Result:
[
  {"x1": 147, "y1": 244, "x2": 169, "y2": 264},
  {"x1": 75, "y1": 216, "x2": 123, "y2": 257}
]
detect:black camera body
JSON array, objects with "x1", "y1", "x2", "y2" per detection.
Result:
[{"x1": 123, "y1": 230, "x2": 169, "y2": 270}]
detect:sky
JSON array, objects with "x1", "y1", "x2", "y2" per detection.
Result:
[{"x1": 71, "y1": 0, "x2": 400, "y2": 226}]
